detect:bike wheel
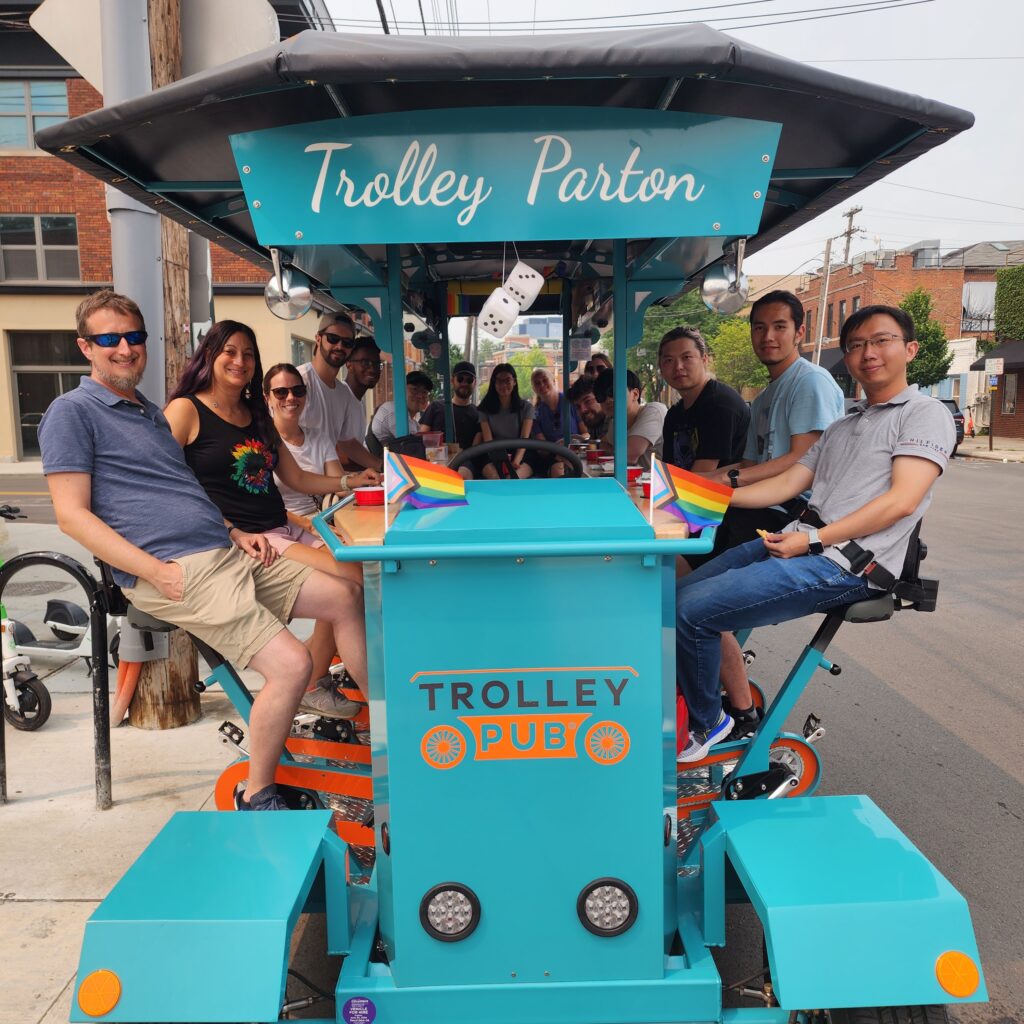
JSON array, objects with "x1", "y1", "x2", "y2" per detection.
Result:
[{"x1": 3, "y1": 672, "x2": 52, "y2": 731}]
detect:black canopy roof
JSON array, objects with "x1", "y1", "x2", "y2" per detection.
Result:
[
  {"x1": 36, "y1": 25, "x2": 974, "y2": 285},
  {"x1": 970, "y1": 339, "x2": 1024, "y2": 372}
]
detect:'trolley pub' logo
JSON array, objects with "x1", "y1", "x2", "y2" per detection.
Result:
[{"x1": 412, "y1": 666, "x2": 637, "y2": 770}]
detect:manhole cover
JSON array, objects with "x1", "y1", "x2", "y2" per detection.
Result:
[{"x1": 3, "y1": 580, "x2": 75, "y2": 597}]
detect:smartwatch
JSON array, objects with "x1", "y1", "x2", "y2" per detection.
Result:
[
  {"x1": 807, "y1": 528, "x2": 825, "y2": 555},
  {"x1": 727, "y1": 469, "x2": 741, "y2": 488}
]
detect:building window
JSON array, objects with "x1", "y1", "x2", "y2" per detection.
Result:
[
  {"x1": 852, "y1": 295, "x2": 861, "y2": 313},
  {"x1": 826, "y1": 303, "x2": 834, "y2": 338},
  {"x1": 1004, "y1": 374, "x2": 1018, "y2": 417},
  {"x1": 0, "y1": 81, "x2": 68, "y2": 149},
  {"x1": 9, "y1": 330, "x2": 88, "y2": 458},
  {"x1": 838, "y1": 299, "x2": 847, "y2": 328},
  {"x1": 805, "y1": 307, "x2": 813, "y2": 340},
  {"x1": 0, "y1": 215, "x2": 80, "y2": 281},
  {"x1": 290, "y1": 336, "x2": 314, "y2": 366}
]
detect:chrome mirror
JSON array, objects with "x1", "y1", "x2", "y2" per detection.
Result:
[{"x1": 265, "y1": 248, "x2": 313, "y2": 320}]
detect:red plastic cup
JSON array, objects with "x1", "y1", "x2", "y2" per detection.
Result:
[
  {"x1": 627, "y1": 465, "x2": 641, "y2": 485},
  {"x1": 354, "y1": 486, "x2": 384, "y2": 507},
  {"x1": 642, "y1": 481, "x2": 651, "y2": 499},
  {"x1": 586, "y1": 450, "x2": 602, "y2": 463}
]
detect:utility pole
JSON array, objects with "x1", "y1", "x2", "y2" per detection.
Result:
[
  {"x1": 812, "y1": 236, "x2": 833, "y2": 365},
  {"x1": 841, "y1": 205, "x2": 863, "y2": 265}
]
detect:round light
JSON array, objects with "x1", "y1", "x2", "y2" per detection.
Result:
[
  {"x1": 577, "y1": 878, "x2": 638, "y2": 937},
  {"x1": 420, "y1": 883, "x2": 480, "y2": 942}
]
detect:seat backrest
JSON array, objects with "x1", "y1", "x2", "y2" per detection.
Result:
[{"x1": 892, "y1": 520, "x2": 939, "y2": 612}]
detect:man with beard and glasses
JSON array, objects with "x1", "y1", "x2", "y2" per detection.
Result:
[
  {"x1": 298, "y1": 311, "x2": 381, "y2": 472},
  {"x1": 38, "y1": 290, "x2": 369, "y2": 811},
  {"x1": 419, "y1": 360, "x2": 482, "y2": 477}
]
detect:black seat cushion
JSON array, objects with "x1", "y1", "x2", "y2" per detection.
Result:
[
  {"x1": 126, "y1": 604, "x2": 177, "y2": 633},
  {"x1": 842, "y1": 593, "x2": 896, "y2": 623}
]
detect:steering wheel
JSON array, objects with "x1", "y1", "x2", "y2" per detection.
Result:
[{"x1": 449, "y1": 438, "x2": 584, "y2": 478}]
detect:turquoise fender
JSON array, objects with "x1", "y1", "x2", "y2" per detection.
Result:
[{"x1": 700, "y1": 795, "x2": 986, "y2": 1011}]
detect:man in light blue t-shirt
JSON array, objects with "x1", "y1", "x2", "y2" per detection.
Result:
[{"x1": 694, "y1": 290, "x2": 844, "y2": 736}]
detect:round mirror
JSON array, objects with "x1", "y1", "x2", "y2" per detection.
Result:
[
  {"x1": 700, "y1": 263, "x2": 749, "y2": 315},
  {"x1": 265, "y1": 267, "x2": 313, "y2": 320}
]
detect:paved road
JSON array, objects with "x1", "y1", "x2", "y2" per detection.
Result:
[
  {"x1": 3, "y1": 459, "x2": 1022, "y2": 1019},
  {"x1": 714, "y1": 456, "x2": 1024, "y2": 1021}
]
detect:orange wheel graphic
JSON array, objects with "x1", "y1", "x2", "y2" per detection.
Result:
[
  {"x1": 421, "y1": 725, "x2": 467, "y2": 769},
  {"x1": 585, "y1": 721, "x2": 630, "y2": 765}
]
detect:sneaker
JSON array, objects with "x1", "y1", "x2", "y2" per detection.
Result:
[
  {"x1": 298, "y1": 675, "x2": 365, "y2": 719},
  {"x1": 678, "y1": 711, "x2": 735, "y2": 763},
  {"x1": 235, "y1": 782, "x2": 290, "y2": 811},
  {"x1": 729, "y1": 703, "x2": 763, "y2": 740}
]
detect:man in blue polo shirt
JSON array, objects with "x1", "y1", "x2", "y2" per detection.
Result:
[
  {"x1": 676, "y1": 304, "x2": 955, "y2": 762},
  {"x1": 38, "y1": 290, "x2": 367, "y2": 811}
]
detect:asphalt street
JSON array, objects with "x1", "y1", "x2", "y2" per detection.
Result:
[{"x1": 2, "y1": 459, "x2": 1021, "y2": 1019}]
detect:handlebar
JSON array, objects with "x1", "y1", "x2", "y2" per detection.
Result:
[{"x1": 0, "y1": 504, "x2": 25, "y2": 521}]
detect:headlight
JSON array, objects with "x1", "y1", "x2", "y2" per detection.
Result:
[
  {"x1": 577, "y1": 878, "x2": 637, "y2": 937},
  {"x1": 420, "y1": 883, "x2": 480, "y2": 942}
]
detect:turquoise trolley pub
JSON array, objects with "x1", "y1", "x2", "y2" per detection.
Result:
[{"x1": 39, "y1": 25, "x2": 985, "y2": 1024}]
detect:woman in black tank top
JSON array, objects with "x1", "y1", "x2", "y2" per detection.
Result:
[{"x1": 164, "y1": 321, "x2": 378, "y2": 683}]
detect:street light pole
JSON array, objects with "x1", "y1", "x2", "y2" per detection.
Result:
[{"x1": 812, "y1": 235, "x2": 833, "y2": 365}]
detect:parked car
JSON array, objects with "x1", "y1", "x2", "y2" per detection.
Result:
[{"x1": 938, "y1": 398, "x2": 965, "y2": 455}]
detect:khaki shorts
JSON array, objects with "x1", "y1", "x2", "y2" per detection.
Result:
[{"x1": 123, "y1": 546, "x2": 314, "y2": 668}]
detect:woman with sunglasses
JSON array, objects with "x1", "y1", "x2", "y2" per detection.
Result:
[{"x1": 164, "y1": 322, "x2": 377, "y2": 701}]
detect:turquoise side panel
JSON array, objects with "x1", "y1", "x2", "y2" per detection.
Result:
[
  {"x1": 71, "y1": 812, "x2": 337, "y2": 1023},
  {"x1": 709, "y1": 796, "x2": 987, "y2": 1010},
  {"x1": 230, "y1": 106, "x2": 780, "y2": 245}
]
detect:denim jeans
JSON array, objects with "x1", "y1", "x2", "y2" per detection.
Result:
[{"x1": 675, "y1": 539, "x2": 871, "y2": 733}]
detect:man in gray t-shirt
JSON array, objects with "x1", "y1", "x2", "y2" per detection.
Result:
[{"x1": 675, "y1": 305, "x2": 955, "y2": 763}]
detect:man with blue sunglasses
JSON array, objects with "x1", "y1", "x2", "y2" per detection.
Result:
[{"x1": 38, "y1": 289, "x2": 368, "y2": 811}]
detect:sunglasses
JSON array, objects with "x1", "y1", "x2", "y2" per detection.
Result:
[
  {"x1": 322, "y1": 332, "x2": 355, "y2": 348},
  {"x1": 82, "y1": 331, "x2": 148, "y2": 348},
  {"x1": 268, "y1": 384, "x2": 308, "y2": 400},
  {"x1": 454, "y1": 373, "x2": 475, "y2": 383}
]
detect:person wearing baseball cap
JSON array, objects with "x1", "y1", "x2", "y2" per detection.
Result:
[{"x1": 420, "y1": 360, "x2": 482, "y2": 476}]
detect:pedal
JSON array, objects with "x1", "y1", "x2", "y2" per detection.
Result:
[
  {"x1": 218, "y1": 720, "x2": 247, "y2": 754},
  {"x1": 742, "y1": 649, "x2": 755, "y2": 666},
  {"x1": 801, "y1": 713, "x2": 826, "y2": 745}
]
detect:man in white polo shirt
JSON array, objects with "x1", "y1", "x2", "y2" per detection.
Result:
[{"x1": 675, "y1": 304, "x2": 955, "y2": 762}]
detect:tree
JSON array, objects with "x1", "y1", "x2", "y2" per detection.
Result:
[
  {"x1": 995, "y1": 265, "x2": 1024, "y2": 342},
  {"x1": 508, "y1": 347, "x2": 548, "y2": 400},
  {"x1": 709, "y1": 319, "x2": 769, "y2": 392},
  {"x1": 899, "y1": 288, "x2": 952, "y2": 388},
  {"x1": 422, "y1": 343, "x2": 463, "y2": 395}
]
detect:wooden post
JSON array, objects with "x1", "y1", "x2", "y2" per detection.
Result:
[{"x1": 129, "y1": 0, "x2": 200, "y2": 729}]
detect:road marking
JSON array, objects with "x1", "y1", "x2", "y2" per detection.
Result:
[{"x1": 0, "y1": 491, "x2": 50, "y2": 496}]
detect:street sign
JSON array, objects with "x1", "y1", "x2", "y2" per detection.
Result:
[
  {"x1": 989, "y1": 375, "x2": 999, "y2": 388},
  {"x1": 985, "y1": 358, "x2": 1004, "y2": 374}
]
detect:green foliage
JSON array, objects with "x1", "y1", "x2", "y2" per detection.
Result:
[
  {"x1": 605, "y1": 290, "x2": 747, "y2": 401},
  {"x1": 708, "y1": 319, "x2": 769, "y2": 392},
  {"x1": 899, "y1": 288, "x2": 952, "y2": 388},
  {"x1": 995, "y1": 265, "x2": 1024, "y2": 341},
  {"x1": 422, "y1": 343, "x2": 464, "y2": 395}
]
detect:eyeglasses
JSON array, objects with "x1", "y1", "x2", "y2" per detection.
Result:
[
  {"x1": 349, "y1": 358, "x2": 383, "y2": 369},
  {"x1": 268, "y1": 384, "x2": 308, "y2": 400},
  {"x1": 454, "y1": 373, "x2": 476, "y2": 384},
  {"x1": 321, "y1": 332, "x2": 355, "y2": 348},
  {"x1": 844, "y1": 332, "x2": 904, "y2": 355},
  {"x1": 82, "y1": 331, "x2": 148, "y2": 347}
]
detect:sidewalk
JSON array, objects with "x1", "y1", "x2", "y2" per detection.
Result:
[{"x1": 957, "y1": 435, "x2": 1024, "y2": 463}]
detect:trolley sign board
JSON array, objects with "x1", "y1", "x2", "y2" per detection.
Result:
[
  {"x1": 985, "y1": 358, "x2": 1004, "y2": 374},
  {"x1": 230, "y1": 107, "x2": 781, "y2": 245}
]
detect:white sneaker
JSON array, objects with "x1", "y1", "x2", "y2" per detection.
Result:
[{"x1": 678, "y1": 711, "x2": 734, "y2": 763}]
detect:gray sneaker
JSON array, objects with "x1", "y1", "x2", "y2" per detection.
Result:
[{"x1": 298, "y1": 678, "x2": 365, "y2": 720}]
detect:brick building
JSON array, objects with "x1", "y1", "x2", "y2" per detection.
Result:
[
  {"x1": 794, "y1": 240, "x2": 1022, "y2": 424},
  {"x1": 0, "y1": 1, "x2": 416, "y2": 464}
]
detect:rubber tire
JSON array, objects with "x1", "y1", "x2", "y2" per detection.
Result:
[
  {"x1": 951, "y1": 444, "x2": 959, "y2": 458},
  {"x1": 3, "y1": 672, "x2": 53, "y2": 731},
  {"x1": 829, "y1": 1007, "x2": 951, "y2": 1024}
]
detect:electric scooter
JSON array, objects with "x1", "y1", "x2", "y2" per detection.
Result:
[{"x1": 0, "y1": 505, "x2": 52, "y2": 731}]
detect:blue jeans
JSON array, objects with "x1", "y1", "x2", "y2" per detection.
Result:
[{"x1": 675, "y1": 539, "x2": 871, "y2": 733}]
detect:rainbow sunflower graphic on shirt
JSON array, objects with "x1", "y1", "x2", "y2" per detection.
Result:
[{"x1": 230, "y1": 439, "x2": 275, "y2": 494}]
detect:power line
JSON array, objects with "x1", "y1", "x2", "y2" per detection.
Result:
[
  {"x1": 879, "y1": 182, "x2": 1024, "y2": 214},
  {"x1": 308, "y1": 0, "x2": 930, "y2": 33}
]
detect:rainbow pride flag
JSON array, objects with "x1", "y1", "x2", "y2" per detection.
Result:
[
  {"x1": 649, "y1": 456, "x2": 732, "y2": 533},
  {"x1": 384, "y1": 449, "x2": 468, "y2": 510}
]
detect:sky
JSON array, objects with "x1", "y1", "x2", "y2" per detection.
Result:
[{"x1": 318, "y1": 0, "x2": 1024, "y2": 277}]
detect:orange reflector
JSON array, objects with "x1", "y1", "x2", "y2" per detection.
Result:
[
  {"x1": 935, "y1": 950, "x2": 980, "y2": 998},
  {"x1": 77, "y1": 969, "x2": 121, "y2": 1017}
]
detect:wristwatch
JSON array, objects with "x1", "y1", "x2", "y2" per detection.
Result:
[
  {"x1": 727, "y1": 469, "x2": 741, "y2": 488},
  {"x1": 807, "y1": 528, "x2": 825, "y2": 555}
]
